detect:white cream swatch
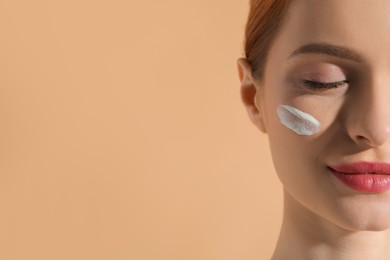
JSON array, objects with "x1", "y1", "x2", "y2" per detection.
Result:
[{"x1": 277, "y1": 105, "x2": 320, "y2": 136}]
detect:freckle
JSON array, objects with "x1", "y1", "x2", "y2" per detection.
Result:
[{"x1": 277, "y1": 105, "x2": 320, "y2": 136}]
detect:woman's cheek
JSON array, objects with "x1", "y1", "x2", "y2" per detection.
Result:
[{"x1": 277, "y1": 104, "x2": 321, "y2": 136}]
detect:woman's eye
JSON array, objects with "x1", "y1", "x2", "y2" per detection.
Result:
[{"x1": 301, "y1": 79, "x2": 349, "y2": 90}]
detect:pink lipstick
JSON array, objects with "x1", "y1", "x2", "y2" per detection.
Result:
[{"x1": 328, "y1": 162, "x2": 390, "y2": 193}]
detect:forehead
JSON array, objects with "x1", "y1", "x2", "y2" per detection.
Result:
[
  {"x1": 292, "y1": 0, "x2": 390, "y2": 37},
  {"x1": 268, "y1": 0, "x2": 390, "y2": 67}
]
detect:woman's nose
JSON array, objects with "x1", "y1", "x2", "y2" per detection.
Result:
[{"x1": 344, "y1": 80, "x2": 390, "y2": 148}]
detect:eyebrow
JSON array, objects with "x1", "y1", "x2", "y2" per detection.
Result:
[{"x1": 288, "y1": 42, "x2": 365, "y2": 63}]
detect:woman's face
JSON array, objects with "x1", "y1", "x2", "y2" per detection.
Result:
[{"x1": 240, "y1": 0, "x2": 390, "y2": 231}]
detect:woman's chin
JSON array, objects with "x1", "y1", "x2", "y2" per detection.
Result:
[
  {"x1": 330, "y1": 204, "x2": 390, "y2": 232},
  {"x1": 341, "y1": 219, "x2": 390, "y2": 232}
]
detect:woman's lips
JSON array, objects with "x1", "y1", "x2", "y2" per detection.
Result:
[{"x1": 327, "y1": 162, "x2": 390, "y2": 193}]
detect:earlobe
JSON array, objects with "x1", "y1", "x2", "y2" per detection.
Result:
[{"x1": 237, "y1": 58, "x2": 267, "y2": 133}]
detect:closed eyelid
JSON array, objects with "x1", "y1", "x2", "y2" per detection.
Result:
[
  {"x1": 301, "y1": 79, "x2": 349, "y2": 90},
  {"x1": 297, "y1": 64, "x2": 347, "y2": 82}
]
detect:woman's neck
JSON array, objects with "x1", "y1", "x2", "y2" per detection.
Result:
[{"x1": 271, "y1": 190, "x2": 390, "y2": 260}]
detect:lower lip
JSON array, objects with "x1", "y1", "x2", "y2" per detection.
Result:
[{"x1": 328, "y1": 167, "x2": 390, "y2": 193}]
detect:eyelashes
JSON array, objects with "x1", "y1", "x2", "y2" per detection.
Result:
[{"x1": 301, "y1": 79, "x2": 349, "y2": 90}]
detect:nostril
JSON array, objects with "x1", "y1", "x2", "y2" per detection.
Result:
[
  {"x1": 356, "y1": 135, "x2": 369, "y2": 143},
  {"x1": 356, "y1": 135, "x2": 365, "y2": 140}
]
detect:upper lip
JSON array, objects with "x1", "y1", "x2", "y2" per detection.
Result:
[{"x1": 328, "y1": 162, "x2": 390, "y2": 175}]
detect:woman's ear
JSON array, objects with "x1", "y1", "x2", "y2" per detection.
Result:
[{"x1": 237, "y1": 58, "x2": 267, "y2": 133}]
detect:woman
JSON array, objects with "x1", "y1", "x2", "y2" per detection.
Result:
[{"x1": 237, "y1": 0, "x2": 390, "y2": 259}]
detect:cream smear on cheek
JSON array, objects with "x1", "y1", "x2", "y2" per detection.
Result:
[{"x1": 277, "y1": 105, "x2": 320, "y2": 136}]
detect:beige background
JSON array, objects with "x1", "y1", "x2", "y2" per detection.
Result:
[{"x1": 0, "y1": 0, "x2": 282, "y2": 259}]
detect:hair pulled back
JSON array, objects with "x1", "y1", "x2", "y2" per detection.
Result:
[{"x1": 244, "y1": 0, "x2": 291, "y2": 83}]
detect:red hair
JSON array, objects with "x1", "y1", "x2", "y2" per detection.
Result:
[{"x1": 244, "y1": 0, "x2": 291, "y2": 83}]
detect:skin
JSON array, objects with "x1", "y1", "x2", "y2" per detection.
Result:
[{"x1": 238, "y1": 0, "x2": 390, "y2": 259}]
